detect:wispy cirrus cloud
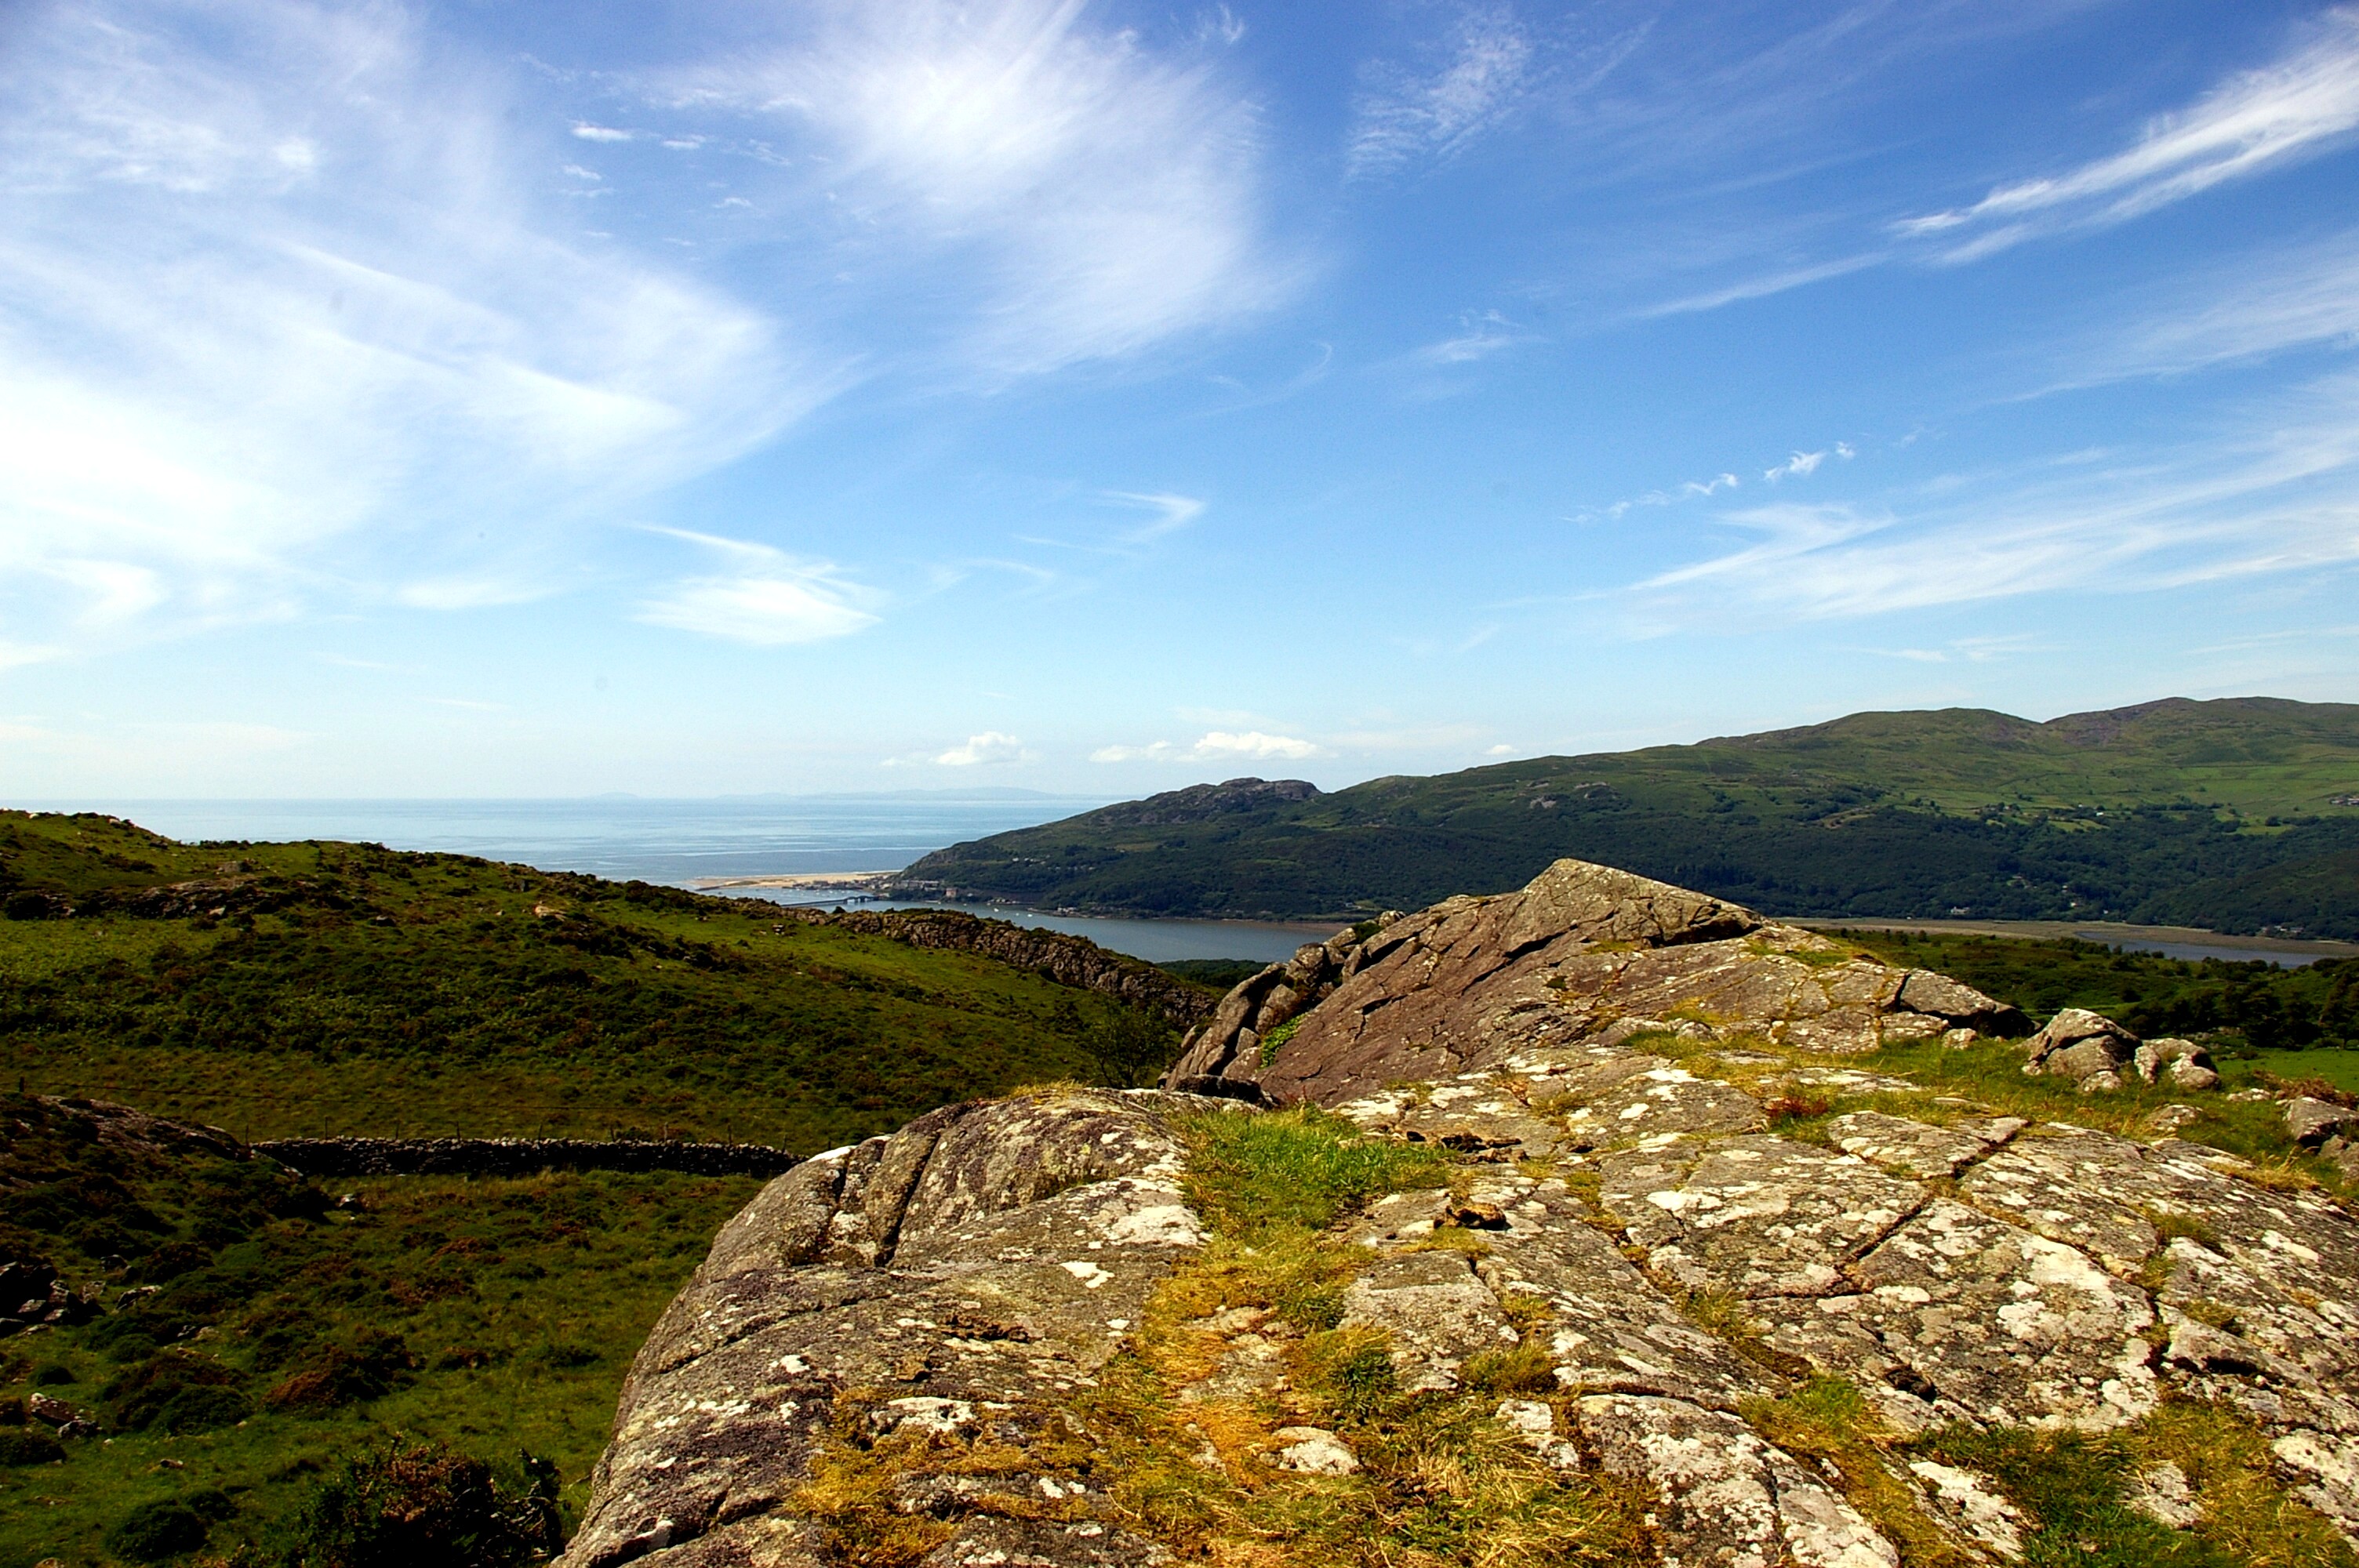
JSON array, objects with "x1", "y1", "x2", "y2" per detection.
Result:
[
  {"x1": 0, "y1": 0, "x2": 818, "y2": 661},
  {"x1": 1410, "y1": 309, "x2": 1538, "y2": 366},
  {"x1": 663, "y1": 0, "x2": 1288, "y2": 378},
  {"x1": 2052, "y1": 230, "x2": 2359, "y2": 390},
  {"x1": 1575, "y1": 441, "x2": 1850, "y2": 521},
  {"x1": 1764, "y1": 443, "x2": 1854, "y2": 482},
  {"x1": 1898, "y1": 10, "x2": 2359, "y2": 260},
  {"x1": 1348, "y1": 4, "x2": 1536, "y2": 179},
  {"x1": 1643, "y1": 11, "x2": 2359, "y2": 318},
  {"x1": 634, "y1": 528, "x2": 879, "y2": 646},
  {"x1": 1103, "y1": 492, "x2": 1206, "y2": 543},
  {"x1": 1632, "y1": 374, "x2": 2359, "y2": 625}
]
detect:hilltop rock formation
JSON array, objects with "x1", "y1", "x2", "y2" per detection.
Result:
[
  {"x1": 569, "y1": 860, "x2": 2359, "y2": 1568},
  {"x1": 1165, "y1": 858, "x2": 2026, "y2": 1106}
]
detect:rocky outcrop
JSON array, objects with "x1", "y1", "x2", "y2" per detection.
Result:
[
  {"x1": 562, "y1": 1089, "x2": 1218, "y2": 1568},
  {"x1": 256, "y1": 1137, "x2": 799, "y2": 1179},
  {"x1": 780, "y1": 907, "x2": 1216, "y2": 1027},
  {"x1": 1165, "y1": 858, "x2": 2026, "y2": 1106},
  {"x1": 2019, "y1": 1008, "x2": 2219, "y2": 1093},
  {"x1": 572, "y1": 862, "x2": 2359, "y2": 1567}
]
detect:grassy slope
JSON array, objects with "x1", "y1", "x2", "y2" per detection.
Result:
[
  {"x1": 900, "y1": 697, "x2": 2359, "y2": 930},
  {"x1": 0, "y1": 811, "x2": 1186, "y2": 1151},
  {"x1": 0, "y1": 810, "x2": 1207, "y2": 1565},
  {"x1": 0, "y1": 1091, "x2": 758, "y2": 1564}
]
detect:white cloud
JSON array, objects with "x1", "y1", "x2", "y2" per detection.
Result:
[
  {"x1": 1103, "y1": 491, "x2": 1205, "y2": 543},
  {"x1": 1763, "y1": 445, "x2": 1852, "y2": 481},
  {"x1": 635, "y1": 528, "x2": 879, "y2": 646},
  {"x1": 1584, "y1": 447, "x2": 1847, "y2": 521},
  {"x1": 667, "y1": 0, "x2": 1285, "y2": 377},
  {"x1": 571, "y1": 123, "x2": 635, "y2": 142},
  {"x1": 1350, "y1": 5, "x2": 1535, "y2": 178},
  {"x1": 1199, "y1": 729, "x2": 1320, "y2": 759},
  {"x1": 1632, "y1": 374, "x2": 2359, "y2": 625},
  {"x1": 2061, "y1": 231, "x2": 2359, "y2": 387},
  {"x1": 1641, "y1": 14, "x2": 2359, "y2": 319},
  {"x1": 1898, "y1": 12, "x2": 2359, "y2": 258},
  {"x1": 1092, "y1": 729, "x2": 1322, "y2": 764},
  {"x1": 935, "y1": 731, "x2": 1027, "y2": 766},
  {"x1": 0, "y1": 0, "x2": 821, "y2": 659},
  {"x1": 1637, "y1": 254, "x2": 1886, "y2": 319},
  {"x1": 1412, "y1": 309, "x2": 1536, "y2": 366}
]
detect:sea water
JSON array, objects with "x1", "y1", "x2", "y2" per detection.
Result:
[{"x1": 44, "y1": 796, "x2": 1335, "y2": 964}]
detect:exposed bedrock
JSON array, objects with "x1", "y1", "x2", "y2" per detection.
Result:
[
  {"x1": 1165, "y1": 858, "x2": 2027, "y2": 1106},
  {"x1": 571, "y1": 862, "x2": 2359, "y2": 1567}
]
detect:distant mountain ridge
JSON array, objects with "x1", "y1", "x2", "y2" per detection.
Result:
[{"x1": 894, "y1": 697, "x2": 2359, "y2": 936}]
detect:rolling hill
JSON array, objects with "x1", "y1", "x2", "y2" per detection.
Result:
[{"x1": 894, "y1": 697, "x2": 2359, "y2": 935}]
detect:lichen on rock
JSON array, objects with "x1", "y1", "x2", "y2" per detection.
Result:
[{"x1": 566, "y1": 862, "x2": 2359, "y2": 1568}]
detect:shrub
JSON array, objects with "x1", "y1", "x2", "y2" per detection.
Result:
[
  {"x1": 105, "y1": 1489, "x2": 235, "y2": 1562},
  {"x1": 29, "y1": 1360, "x2": 76, "y2": 1385},
  {"x1": 102, "y1": 1351, "x2": 242, "y2": 1430},
  {"x1": 268, "y1": 1330, "x2": 414, "y2": 1410},
  {"x1": 154, "y1": 1383, "x2": 253, "y2": 1434},
  {"x1": 0, "y1": 1428, "x2": 65, "y2": 1465},
  {"x1": 103, "y1": 1351, "x2": 243, "y2": 1431},
  {"x1": 269, "y1": 1439, "x2": 560, "y2": 1567}
]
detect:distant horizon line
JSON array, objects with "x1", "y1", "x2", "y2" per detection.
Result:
[{"x1": 9, "y1": 789, "x2": 1119, "y2": 805}]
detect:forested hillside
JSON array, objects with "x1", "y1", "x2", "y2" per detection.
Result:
[{"x1": 897, "y1": 697, "x2": 2359, "y2": 934}]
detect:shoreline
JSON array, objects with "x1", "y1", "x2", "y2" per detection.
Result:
[
  {"x1": 1797, "y1": 916, "x2": 2358, "y2": 960},
  {"x1": 686, "y1": 870, "x2": 899, "y2": 891},
  {"x1": 680, "y1": 883, "x2": 2354, "y2": 960}
]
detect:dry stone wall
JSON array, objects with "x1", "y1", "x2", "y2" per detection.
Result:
[{"x1": 256, "y1": 1137, "x2": 799, "y2": 1179}]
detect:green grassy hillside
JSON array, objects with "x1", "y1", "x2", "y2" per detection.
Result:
[
  {"x1": 0, "y1": 1091, "x2": 758, "y2": 1565},
  {"x1": 0, "y1": 810, "x2": 1208, "y2": 1565},
  {"x1": 0, "y1": 811, "x2": 1187, "y2": 1151},
  {"x1": 897, "y1": 697, "x2": 2359, "y2": 932}
]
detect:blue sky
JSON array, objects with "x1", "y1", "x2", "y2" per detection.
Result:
[{"x1": 5, "y1": 0, "x2": 2359, "y2": 798}]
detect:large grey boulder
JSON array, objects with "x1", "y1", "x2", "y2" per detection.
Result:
[
  {"x1": 2016, "y1": 1008, "x2": 2206, "y2": 1093},
  {"x1": 560, "y1": 1088, "x2": 1217, "y2": 1568}
]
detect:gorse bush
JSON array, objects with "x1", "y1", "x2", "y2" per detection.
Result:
[
  {"x1": 105, "y1": 1488, "x2": 236, "y2": 1563},
  {"x1": 268, "y1": 1439, "x2": 561, "y2": 1567}
]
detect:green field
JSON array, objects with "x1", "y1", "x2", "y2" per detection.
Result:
[{"x1": 896, "y1": 697, "x2": 2359, "y2": 932}]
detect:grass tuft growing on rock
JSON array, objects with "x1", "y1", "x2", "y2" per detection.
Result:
[
  {"x1": 1743, "y1": 1377, "x2": 1984, "y2": 1568},
  {"x1": 1176, "y1": 1105, "x2": 1446, "y2": 1239},
  {"x1": 1056, "y1": 1106, "x2": 1656, "y2": 1566}
]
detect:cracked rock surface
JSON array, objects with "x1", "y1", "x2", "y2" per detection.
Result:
[
  {"x1": 570, "y1": 860, "x2": 2359, "y2": 1566},
  {"x1": 562, "y1": 1089, "x2": 1212, "y2": 1568},
  {"x1": 1164, "y1": 858, "x2": 2024, "y2": 1105}
]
